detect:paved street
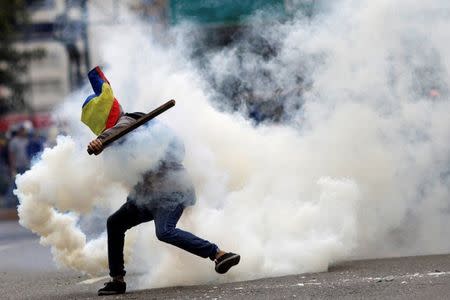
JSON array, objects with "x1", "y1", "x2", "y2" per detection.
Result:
[{"x1": 1, "y1": 220, "x2": 450, "y2": 299}]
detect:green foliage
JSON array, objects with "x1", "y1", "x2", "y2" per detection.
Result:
[{"x1": 0, "y1": 0, "x2": 44, "y2": 115}]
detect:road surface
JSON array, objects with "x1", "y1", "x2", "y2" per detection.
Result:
[{"x1": 1, "y1": 220, "x2": 450, "y2": 299}]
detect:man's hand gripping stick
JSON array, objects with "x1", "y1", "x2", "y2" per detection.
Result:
[{"x1": 87, "y1": 99, "x2": 176, "y2": 155}]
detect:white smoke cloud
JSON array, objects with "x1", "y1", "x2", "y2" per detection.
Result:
[{"x1": 16, "y1": 0, "x2": 450, "y2": 290}]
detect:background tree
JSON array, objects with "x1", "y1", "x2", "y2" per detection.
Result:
[{"x1": 0, "y1": 0, "x2": 44, "y2": 115}]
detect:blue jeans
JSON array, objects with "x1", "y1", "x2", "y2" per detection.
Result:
[{"x1": 107, "y1": 200, "x2": 219, "y2": 277}]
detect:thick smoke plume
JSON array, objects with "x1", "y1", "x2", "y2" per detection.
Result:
[{"x1": 16, "y1": 0, "x2": 450, "y2": 289}]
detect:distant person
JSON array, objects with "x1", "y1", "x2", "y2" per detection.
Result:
[
  {"x1": 6, "y1": 125, "x2": 30, "y2": 207},
  {"x1": 0, "y1": 136, "x2": 10, "y2": 203},
  {"x1": 8, "y1": 125, "x2": 30, "y2": 176},
  {"x1": 44, "y1": 126, "x2": 59, "y2": 148},
  {"x1": 27, "y1": 130, "x2": 44, "y2": 161}
]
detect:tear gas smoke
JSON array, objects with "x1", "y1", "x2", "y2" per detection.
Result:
[{"x1": 16, "y1": 0, "x2": 450, "y2": 289}]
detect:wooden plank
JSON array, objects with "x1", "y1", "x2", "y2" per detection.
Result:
[{"x1": 87, "y1": 99, "x2": 176, "y2": 155}]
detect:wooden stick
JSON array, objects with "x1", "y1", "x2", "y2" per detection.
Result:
[{"x1": 87, "y1": 99, "x2": 176, "y2": 155}]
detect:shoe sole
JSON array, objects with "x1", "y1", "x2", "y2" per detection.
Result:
[
  {"x1": 215, "y1": 254, "x2": 241, "y2": 274},
  {"x1": 98, "y1": 290, "x2": 125, "y2": 296}
]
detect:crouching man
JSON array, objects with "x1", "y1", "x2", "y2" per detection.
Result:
[{"x1": 82, "y1": 66, "x2": 240, "y2": 296}]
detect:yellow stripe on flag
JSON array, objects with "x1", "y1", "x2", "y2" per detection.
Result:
[{"x1": 81, "y1": 83, "x2": 115, "y2": 135}]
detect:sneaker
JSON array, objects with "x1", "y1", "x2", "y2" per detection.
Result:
[
  {"x1": 215, "y1": 252, "x2": 240, "y2": 274},
  {"x1": 98, "y1": 280, "x2": 126, "y2": 296}
]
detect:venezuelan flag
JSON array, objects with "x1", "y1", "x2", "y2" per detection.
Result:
[{"x1": 81, "y1": 66, "x2": 123, "y2": 135}]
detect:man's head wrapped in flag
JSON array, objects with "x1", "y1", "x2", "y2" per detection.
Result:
[{"x1": 81, "y1": 66, "x2": 123, "y2": 135}]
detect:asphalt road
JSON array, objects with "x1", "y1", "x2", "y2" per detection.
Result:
[{"x1": 1, "y1": 220, "x2": 450, "y2": 299}]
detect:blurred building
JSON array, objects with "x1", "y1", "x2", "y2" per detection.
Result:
[
  {"x1": 20, "y1": 0, "x2": 167, "y2": 116},
  {"x1": 129, "y1": 0, "x2": 168, "y2": 24},
  {"x1": 22, "y1": 0, "x2": 73, "y2": 112},
  {"x1": 14, "y1": 0, "x2": 324, "y2": 118},
  {"x1": 0, "y1": 1, "x2": 74, "y2": 132},
  {"x1": 4, "y1": 0, "x2": 123, "y2": 132}
]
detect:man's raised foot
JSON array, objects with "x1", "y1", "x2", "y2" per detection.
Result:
[{"x1": 215, "y1": 252, "x2": 241, "y2": 274}]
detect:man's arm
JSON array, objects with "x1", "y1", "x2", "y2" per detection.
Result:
[
  {"x1": 86, "y1": 100, "x2": 176, "y2": 155},
  {"x1": 87, "y1": 116, "x2": 135, "y2": 155}
]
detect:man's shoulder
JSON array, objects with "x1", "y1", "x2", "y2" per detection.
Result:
[{"x1": 124, "y1": 112, "x2": 145, "y2": 120}]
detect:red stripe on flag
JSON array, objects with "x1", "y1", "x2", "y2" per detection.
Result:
[
  {"x1": 105, "y1": 99, "x2": 121, "y2": 129},
  {"x1": 95, "y1": 66, "x2": 110, "y2": 85}
]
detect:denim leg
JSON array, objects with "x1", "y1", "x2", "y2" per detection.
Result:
[
  {"x1": 107, "y1": 201, "x2": 153, "y2": 277},
  {"x1": 154, "y1": 204, "x2": 219, "y2": 260}
]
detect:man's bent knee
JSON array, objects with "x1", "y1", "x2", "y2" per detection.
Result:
[{"x1": 156, "y1": 228, "x2": 177, "y2": 243}]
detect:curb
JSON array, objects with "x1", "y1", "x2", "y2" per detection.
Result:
[{"x1": 0, "y1": 209, "x2": 18, "y2": 221}]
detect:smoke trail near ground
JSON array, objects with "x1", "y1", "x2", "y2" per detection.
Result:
[{"x1": 16, "y1": 0, "x2": 450, "y2": 289}]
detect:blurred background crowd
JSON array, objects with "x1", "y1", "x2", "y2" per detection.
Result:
[{"x1": 0, "y1": 121, "x2": 57, "y2": 208}]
